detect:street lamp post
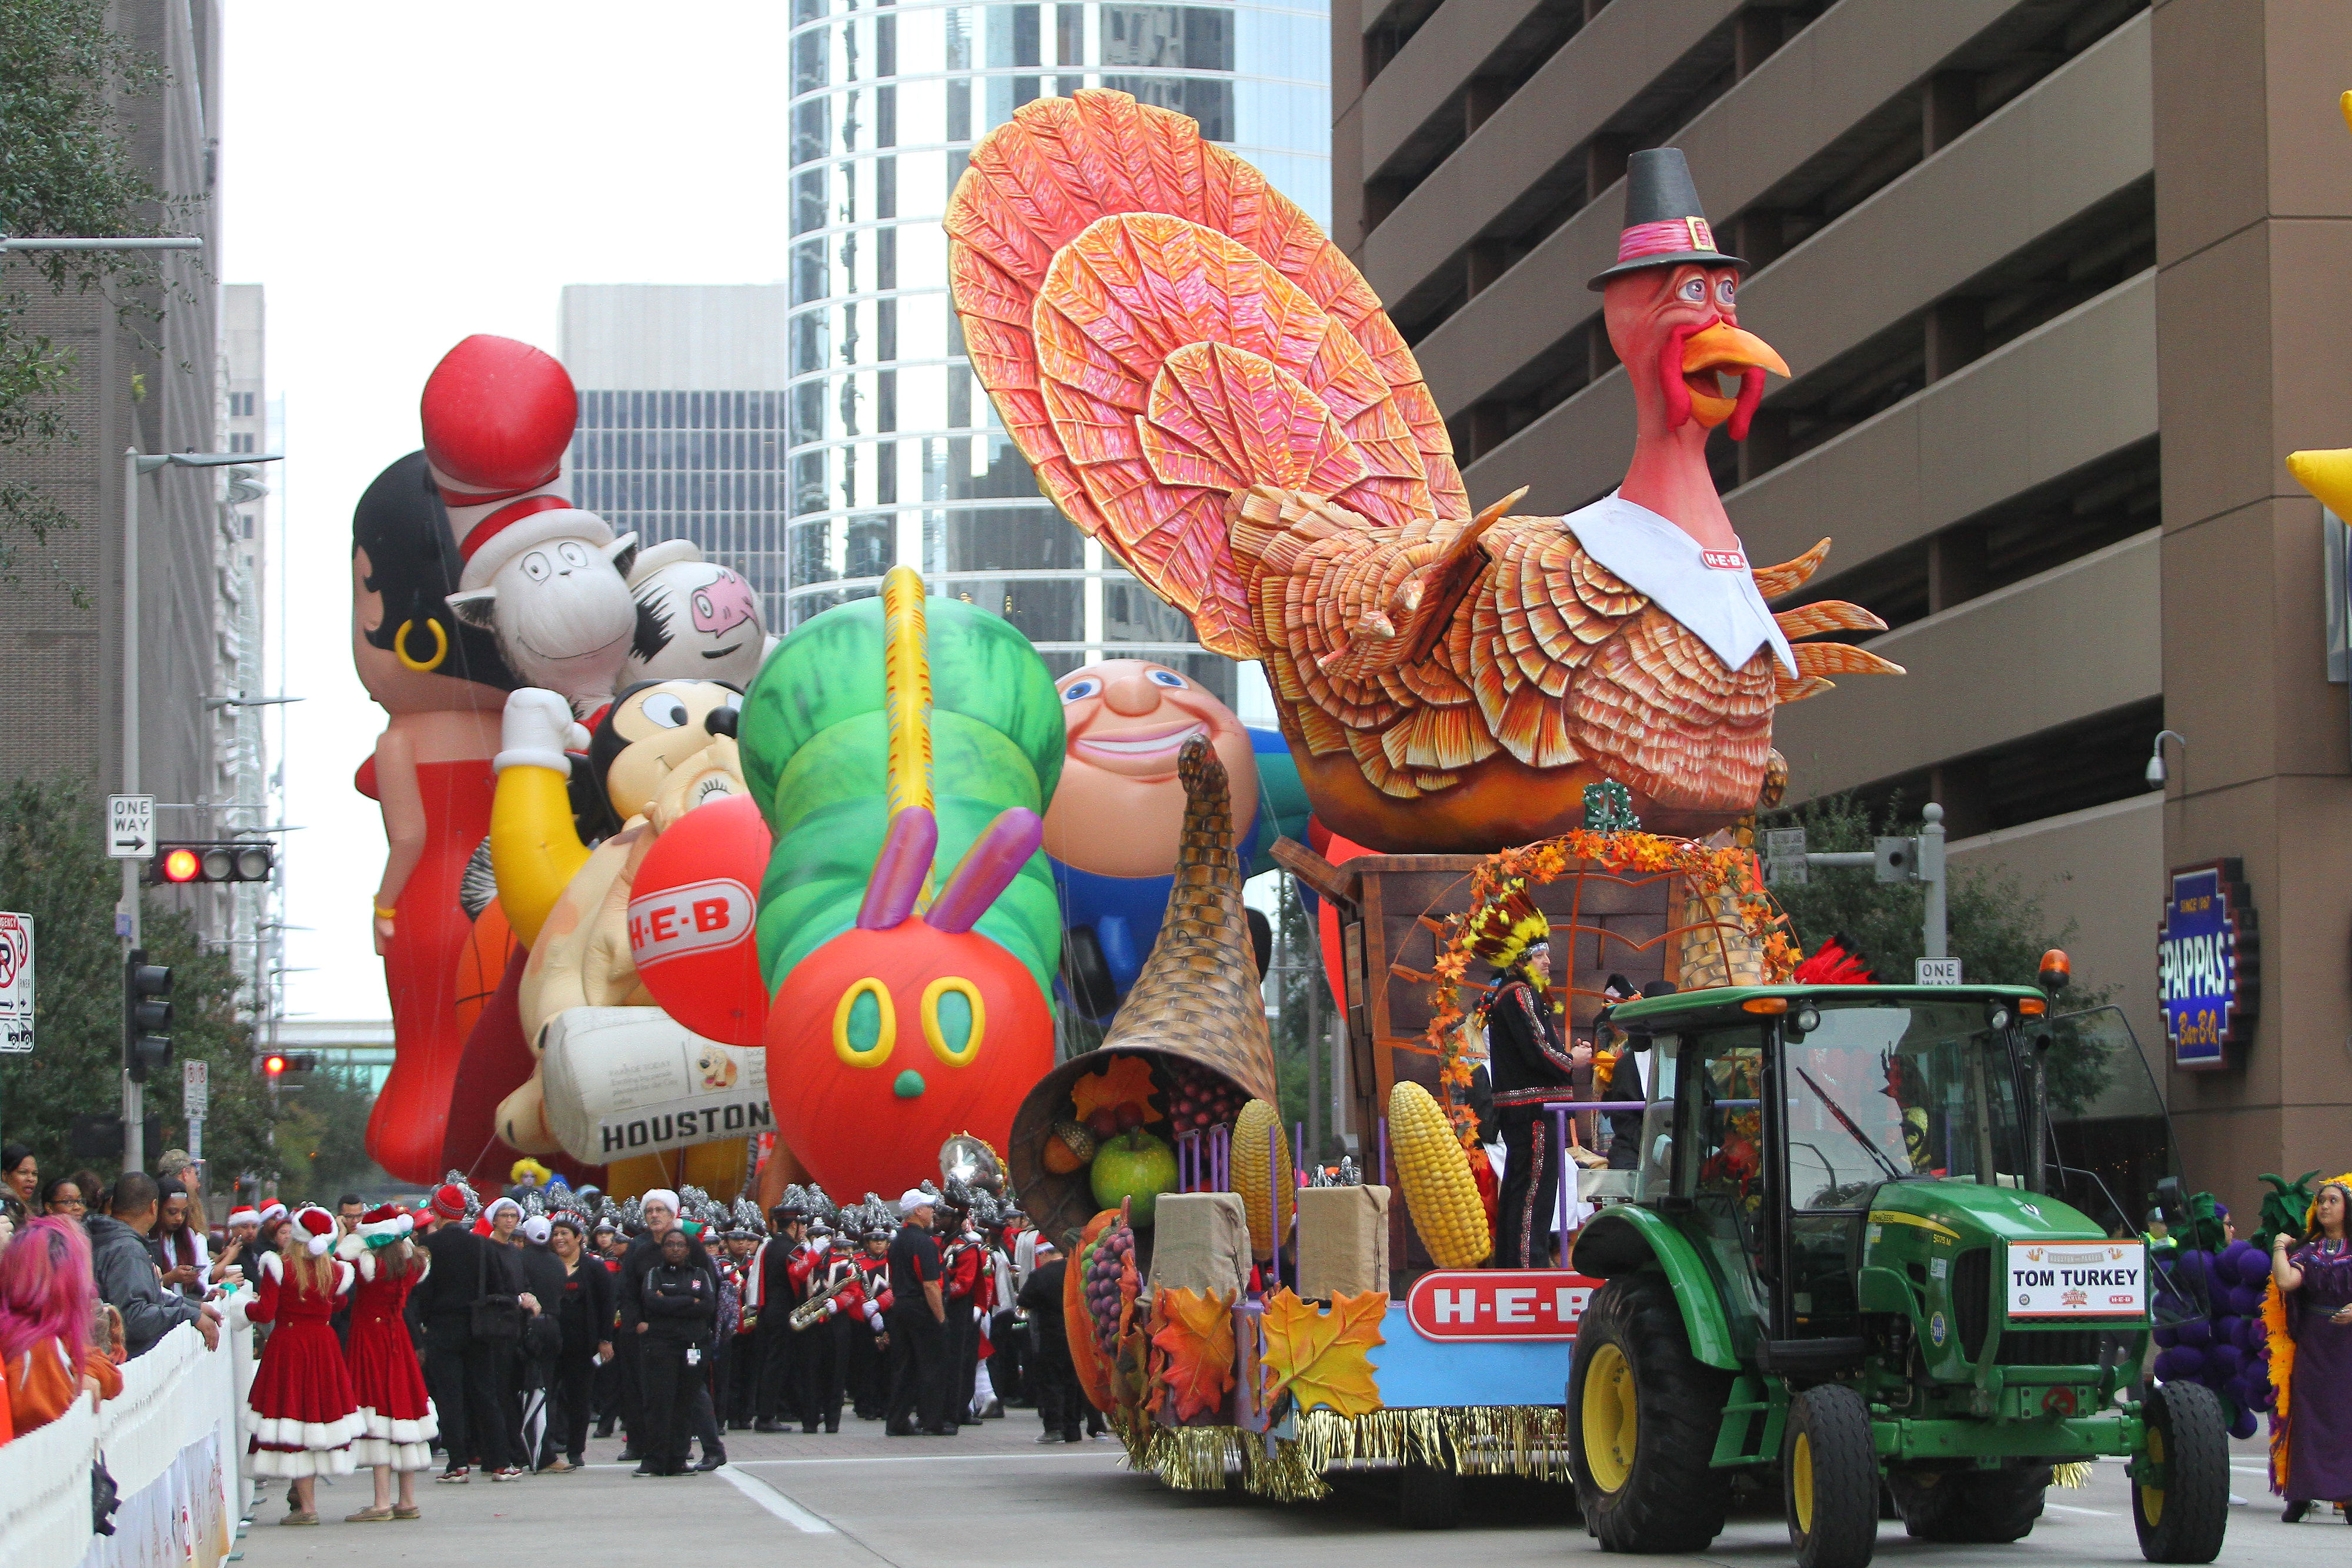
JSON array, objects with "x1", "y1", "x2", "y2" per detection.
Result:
[{"x1": 121, "y1": 448, "x2": 283, "y2": 1175}]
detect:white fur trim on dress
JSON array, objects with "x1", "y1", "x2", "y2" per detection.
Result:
[
  {"x1": 350, "y1": 1436, "x2": 436, "y2": 1472},
  {"x1": 247, "y1": 1412, "x2": 361, "y2": 1450},
  {"x1": 249, "y1": 1445, "x2": 357, "y2": 1479},
  {"x1": 354, "y1": 1403, "x2": 440, "y2": 1445}
]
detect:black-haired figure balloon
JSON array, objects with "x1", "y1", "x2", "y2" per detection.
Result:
[{"x1": 352, "y1": 450, "x2": 519, "y2": 1182}]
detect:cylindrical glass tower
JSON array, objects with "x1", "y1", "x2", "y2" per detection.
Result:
[{"x1": 780, "y1": 0, "x2": 1329, "y2": 698}]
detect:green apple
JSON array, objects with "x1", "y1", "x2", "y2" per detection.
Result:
[{"x1": 1088, "y1": 1129, "x2": 1178, "y2": 1225}]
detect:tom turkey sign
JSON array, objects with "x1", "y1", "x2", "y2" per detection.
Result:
[
  {"x1": 1405, "y1": 1269, "x2": 1602, "y2": 1342},
  {"x1": 2157, "y1": 860, "x2": 2257, "y2": 1071}
]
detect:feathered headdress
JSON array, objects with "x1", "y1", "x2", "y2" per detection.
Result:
[
  {"x1": 1793, "y1": 933, "x2": 1873, "y2": 985},
  {"x1": 1465, "y1": 880, "x2": 1549, "y2": 972}
]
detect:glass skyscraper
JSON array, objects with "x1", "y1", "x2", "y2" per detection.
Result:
[{"x1": 777, "y1": 0, "x2": 1329, "y2": 696}]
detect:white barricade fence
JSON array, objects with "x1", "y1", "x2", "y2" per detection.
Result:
[{"x1": 0, "y1": 1299, "x2": 255, "y2": 1568}]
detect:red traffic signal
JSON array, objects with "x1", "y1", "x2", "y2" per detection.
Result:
[
  {"x1": 261, "y1": 1051, "x2": 317, "y2": 1078},
  {"x1": 148, "y1": 841, "x2": 273, "y2": 887},
  {"x1": 263, "y1": 1054, "x2": 286, "y2": 1076}
]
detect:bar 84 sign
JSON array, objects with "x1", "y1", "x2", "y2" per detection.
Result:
[{"x1": 2158, "y1": 860, "x2": 2257, "y2": 1070}]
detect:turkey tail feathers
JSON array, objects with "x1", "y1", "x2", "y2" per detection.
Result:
[{"x1": 947, "y1": 89, "x2": 1469, "y2": 657}]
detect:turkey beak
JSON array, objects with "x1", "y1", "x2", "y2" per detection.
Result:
[{"x1": 1680, "y1": 323, "x2": 1789, "y2": 437}]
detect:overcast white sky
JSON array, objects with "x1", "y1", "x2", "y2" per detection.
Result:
[{"x1": 225, "y1": 2, "x2": 813, "y2": 1021}]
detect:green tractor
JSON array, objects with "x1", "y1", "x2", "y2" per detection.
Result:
[{"x1": 1565, "y1": 978, "x2": 2229, "y2": 1568}]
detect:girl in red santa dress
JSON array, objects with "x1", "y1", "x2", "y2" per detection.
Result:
[
  {"x1": 245, "y1": 1206, "x2": 360, "y2": 1524},
  {"x1": 340, "y1": 1204, "x2": 439, "y2": 1521}
]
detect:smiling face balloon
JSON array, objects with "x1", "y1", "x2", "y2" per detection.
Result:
[{"x1": 1043, "y1": 660, "x2": 1257, "y2": 880}]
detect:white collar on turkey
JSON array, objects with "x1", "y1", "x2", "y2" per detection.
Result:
[{"x1": 1561, "y1": 494, "x2": 1796, "y2": 677}]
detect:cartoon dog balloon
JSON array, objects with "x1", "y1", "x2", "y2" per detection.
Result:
[{"x1": 626, "y1": 540, "x2": 774, "y2": 690}]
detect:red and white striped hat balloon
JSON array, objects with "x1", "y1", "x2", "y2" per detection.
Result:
[{"x1": 419, "y1": 335, "x2": 608, "y2": 591}]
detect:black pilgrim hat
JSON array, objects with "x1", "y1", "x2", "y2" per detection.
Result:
[{"x1": 1588, "y1": 147, "x2": 1746, "y2": 289}]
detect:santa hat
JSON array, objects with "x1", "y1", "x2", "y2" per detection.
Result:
[
  {"x1": 292, "y1": 1206, "x2": 338, "y2": 1258},
  {"x1": 430, "y1": 1182, "x2": 472, "y2": 1222},
  {"x1": 258, "y1": 1201, "x2": 288, "y2": 1226},
  {"x1": 226, "y1": 1205, "x2": 258, "y2": 1227},
  {"x1": 356, "y1": 1203, "x2": 413, "y2": 1246},
  {"x1": 640, "y1": 1188, "x2": 681, "y2": 1216},
  {"x1": 482, "y1": 1196, "x2": 523, "y2": 1228}
]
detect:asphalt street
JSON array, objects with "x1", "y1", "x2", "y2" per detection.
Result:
[{"x1": 229, "y1": 1421, "x2": 2343, "y2": 1568}]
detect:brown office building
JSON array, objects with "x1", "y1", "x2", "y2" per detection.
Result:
[{"x1": 1330, "y1": 0, "x2": 2352, "y2": 1213}]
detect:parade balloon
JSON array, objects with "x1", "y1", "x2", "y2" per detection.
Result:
[{"x1": 630, "y1": 793, "x2": 773, "y2": 1048}]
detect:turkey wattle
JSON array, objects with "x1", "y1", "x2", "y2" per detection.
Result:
[{"x1": 946, "y1": 93, "x2": 1900, "y2": 851}]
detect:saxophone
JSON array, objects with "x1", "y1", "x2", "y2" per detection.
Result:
[{"x1": 788, "y1": 1272, "x2": 857, "y2": 1332}]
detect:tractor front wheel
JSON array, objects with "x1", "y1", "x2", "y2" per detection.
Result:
[
  {"x1": 1568, "y1": 1272, "x2": 1731, "y2": 1552},
  {"x1": 1784, "y1": 1385, "x2": 1880, "y2": 1568},
  {"x1": 2132, "y1": 1382, "x2": 2228, "y2": 1563}
]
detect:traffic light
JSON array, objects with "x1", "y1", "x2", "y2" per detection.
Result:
[
  {"x1": 123, "y1": 949, "x2": 174, "y2": 1082},
  {"x1": 148, "y1": 841, "x2": 273, "y2": 887},
  {"x1": 261, "y1": 1051, "x2": 318, "y2": 1078}
]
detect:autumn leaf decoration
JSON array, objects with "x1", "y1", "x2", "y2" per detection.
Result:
[
  {"x1": 1259, "y1": 1289, "x2": 1387, "y2": 1419},
  {"x1": 1071, "y1": 1053, "x2": 1162, "y2": 1123},
  {"x1": 1149, "y1": 1287, "x2": 1238, "y2": 1423}
]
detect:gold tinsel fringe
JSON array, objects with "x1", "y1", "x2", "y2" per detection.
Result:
[
  {"x1": 1120, "y1": 1406, "x2": 1573, "y2": 1500},
  {"x1": 1295, "y1": 1406, "x2": 1574, "y2": 1482},
  {"x1": 2051, "y1": 1462, "x2": 2091, "y2": 1489}
]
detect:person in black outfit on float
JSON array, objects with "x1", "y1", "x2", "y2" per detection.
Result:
[
  {"x1": 1017, "y1": 1238, "x2": 1081, "y2": 1443},
  {"x1": 1472, "y1": 886, "x2": 1586, "y2": 1268},
  {"x1": 1594, "y1": 975, "x2": 1673, "y2": 1171},
  {"x1": 884, "y1": 1191, "x2": 952, "y2": 1436},
  {"x1": 635, "y1": 1227, "x2": 716, "y2": 1476}
]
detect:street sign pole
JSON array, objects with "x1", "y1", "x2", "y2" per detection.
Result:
[
  {"x1": 1762, "y1": 802, "x2": 1956, "y2": 982},
  {"x1": 182, "y1": 1058, "x2": 208, "y2": 1166}
]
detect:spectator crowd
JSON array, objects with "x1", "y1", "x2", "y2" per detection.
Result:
[{"x1": 0, "y1": 1142, "x2": 1102, "y2": 1527}]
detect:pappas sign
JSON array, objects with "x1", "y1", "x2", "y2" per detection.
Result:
[
  {"x1": 2157, "y1": 860, "x2": 2257, "y2": 1070},
  {"x1": 2006, "y1": 1240, "x2": 2146, "y2": 1319},
  {"x1": 1405, "y1": 1269, "x2": 1602, "y2": 1342}
]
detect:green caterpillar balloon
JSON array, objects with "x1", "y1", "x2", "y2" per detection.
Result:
[{"x1": 739, "y1": 566, "x2": 1064, "y2": 1196}]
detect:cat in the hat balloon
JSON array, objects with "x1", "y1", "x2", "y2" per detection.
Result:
[{"x1": 423, "y1": 335, "x2": 639, "y2": 718}]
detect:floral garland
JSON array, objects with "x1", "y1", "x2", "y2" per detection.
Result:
[{"x1": 1424, "y1": 829, "x2": 1799, "y2": 1146}]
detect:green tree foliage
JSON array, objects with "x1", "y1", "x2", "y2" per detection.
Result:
[
  {"x1": 0, "y1": 0, "x2": 170, "y2": 577},
  {"x1": 270, "y1": 1068, "x2": 387, "y2": 1205},
  {"x1": 0, "y1": 777, "x2": 278, "y2": 1182},
  {"x1": 1762, "y1": 791, "x2": 2114, "y2": 1109}
]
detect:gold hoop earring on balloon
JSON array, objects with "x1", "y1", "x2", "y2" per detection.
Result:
[{"x1": 395, "y1": 617, "x2": 448, "y2": 673}]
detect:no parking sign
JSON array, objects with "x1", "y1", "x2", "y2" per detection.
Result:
[{"x1": 0, "y1": 912, "x2": 32, "y2": 1052}]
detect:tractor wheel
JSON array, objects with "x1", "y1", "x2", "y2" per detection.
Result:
[
  {"x1": 1396, "y1": 1460, "x2": 1464, "y2": 1529},
  {"x1": 1891, "y1": 1465, "x2": 2050, "y2": 1543},
  {"x1": 1783, "y1": 1385, "x2": 1879, "y2": 1568},
  {"x1": 1568, "y1": 1272, "x2": 1732, "y2": 1552},
  {"x1": 2132, "y1": 1382, "x2": 2229, "y2": 1563}
]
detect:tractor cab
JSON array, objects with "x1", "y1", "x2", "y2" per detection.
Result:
[{"x1": 1566, "y1": 978, "x2": 2230, "y2": 1568}]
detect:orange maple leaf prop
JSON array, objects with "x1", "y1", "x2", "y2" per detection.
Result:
[
  {"x1": 1149, "y1": 1287, "x2": 1238, "y2": 1423},
  {"x1": 1070, "y1": 1053, "x2": 1162, "y2": 1123},
  {"x1": 1064, "y1": 1210, "x2": 1118, "y2": 1411},
  {"x1": 1258, "y1": 1288, "x2": 1387, "y2": 1419}
]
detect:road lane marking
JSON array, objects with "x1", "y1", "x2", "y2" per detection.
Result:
[
  {"x1": 2044, "y1": 1503, "x2": 2115, "y2": 1516},
  {"x1": 713, "y1": 1462, "x2": 836, "y2": 1532}
]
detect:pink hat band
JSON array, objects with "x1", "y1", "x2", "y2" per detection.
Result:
[{"x1": 1615, "y1": 216, "x2": 1717, "y2": 268}]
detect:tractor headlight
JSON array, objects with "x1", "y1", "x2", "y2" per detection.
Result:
[
  {"x1": 1792, "y1": 1004, "x2": 1821, "y2": 1035},
  {"x1": 1986, "y1": 1004, "x2": 2012, "y2": 1032}
]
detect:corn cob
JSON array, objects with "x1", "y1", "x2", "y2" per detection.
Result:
[
  {"x1": 1391, "y1": 1081, "x2": 1493, "y2": 1268},
  {"x1": 1230, "y1": 1099, "x2": 1294, "y2": 1260}
]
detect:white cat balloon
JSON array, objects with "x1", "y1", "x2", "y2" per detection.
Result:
[{"x1": 445, "y1": 511, "x2": 639, "y2": 713}]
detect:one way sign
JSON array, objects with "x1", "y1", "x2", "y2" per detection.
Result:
[{"x1": 108, "y1": 794, "x2": 155, "y2": 860}]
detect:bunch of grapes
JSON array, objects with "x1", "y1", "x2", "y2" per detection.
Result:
[
  {"x1": 1162, "y1": 1062, "x2": 1246, "y2": 1133},
  {"x1": 1083, "y1": 1218, "x2": 1136, "y2": 1357}
]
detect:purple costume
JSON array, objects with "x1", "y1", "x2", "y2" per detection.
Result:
[{"x1": 2283, "y1": 1238, "x2": 2352, "y2": 1503}]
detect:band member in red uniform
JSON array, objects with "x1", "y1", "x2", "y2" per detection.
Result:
[
  {"x1": 848, "y1": 1228, "x2": 894, "y2": 1418},
  {"x1": 340, "y1": 1205, "x2": 437, "y2": 1520},
  {"x1": 938, "y1": 1205, "x2": 984, "y2": 1427},
  {"x1": 750, "y1": 1206, "x2": 807, "y2": 1431},
  {"x1": 787, "y1": 1222, "x2": 839, "y2": 1432},
  {"x1": 246, "y1": 1207, "x2": 362, "y2": 1524},
  {"x1": 799, "y1": 1230, "x2": 885, "y2": 1432}
]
